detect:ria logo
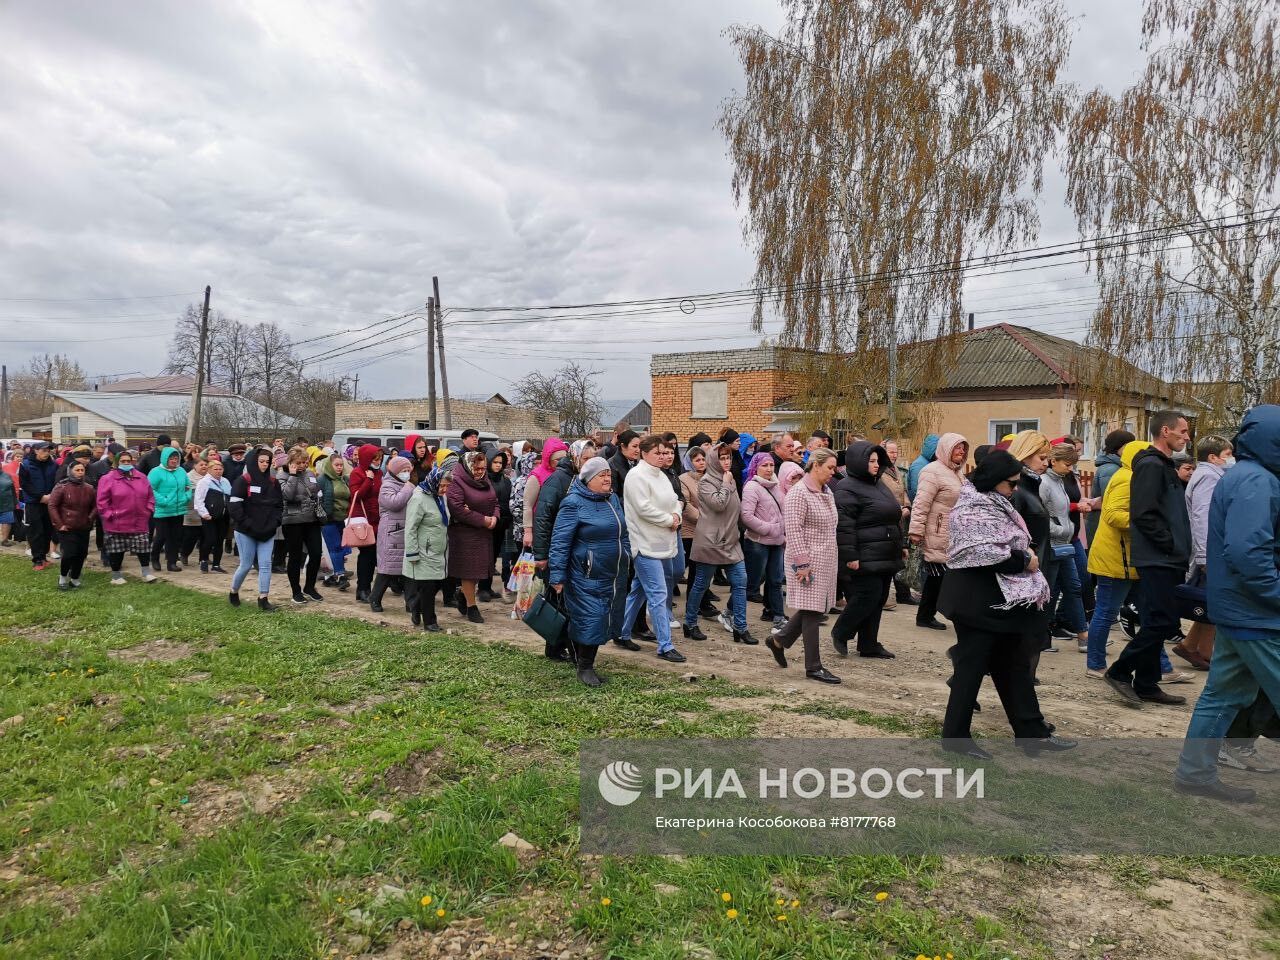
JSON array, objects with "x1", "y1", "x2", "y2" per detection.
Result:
[{"x1": 597, "y1": 760, "x2": 644, "y2": 806}]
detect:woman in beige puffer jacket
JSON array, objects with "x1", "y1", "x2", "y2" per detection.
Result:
[{"x1": 907, "y1": 432, "x2": 968, "y2": 630}]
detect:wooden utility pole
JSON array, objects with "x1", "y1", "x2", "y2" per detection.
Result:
[
  {"x1": 0, "y1": 364, "x2": 9, "y2": 435},
  {"x1": 427, "y1": 297, "x2": 437, "y2": 427},
  {"x1": 352, "y1": 374, "x2": 359, "y2": 400},
  {"x1": 185, "y1": 285, "x2": 211, "y2": 443},
  {"x1": 433, "y1": 276, "x2": 453, "y2": 429},
  {"x1": 886, "y1": 313, "x2": 898, "y2": 431}
]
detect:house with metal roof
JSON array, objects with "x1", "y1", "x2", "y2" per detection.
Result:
[{"x1": 44, "y1": 390, "x2": 293, "y2": 446}]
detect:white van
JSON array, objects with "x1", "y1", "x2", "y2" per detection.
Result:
[{"x1": 331, "y1": 428, "x2": 501, "y2": 456}]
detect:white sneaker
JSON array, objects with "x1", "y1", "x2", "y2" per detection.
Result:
[
  {"x1": 49, "y1": 551, "x2": 60, "y2": 560},
  {"x1": 669, "y1": 618, "x2": 680, "y2": 630},
  {"x1": 142, "y1": 572, "x2": 157, "y2": 583},
  {"x1": 1160, "y1": 670, "x2": 1194, "y2": 684},
  {"x1": 1219, "y1": 744, "x2": 1279, "y2": 773},
  {"x1": 717, "y1": 611, "x2": 734, "y2": 633},
  {"x1": 110, "y1": 575, "x2": 126, "y2": 586}
]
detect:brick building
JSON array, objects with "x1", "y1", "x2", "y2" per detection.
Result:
[
  {"x1": 650, "y1": 346, "x2": 807, "y2": 441},
  {"x1": 334, "y1": 395, "x2": 558, "y2": 440}
]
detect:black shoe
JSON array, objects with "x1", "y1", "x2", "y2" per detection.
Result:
[
  {"x1": 410, "y1": 609, "x2": 421, "y2": 626},
  {"x1": 1018, "y1": 734, "x2": 1079, "y2": 756},
  {"x1": 211, "y1": 565, "x2": 227, "y2": 574},
  {"x1": 455, "y1": 592, "x2": 468, "y2": 615},
  {"x1": 578, "y1": 666, "x2": 603, "y2": 688},
  {"x1": 806, "y1": 667, "x2": 841, "y2": 684},
  {"x1": 760, "y1": 608, "x2": 776, "y2": 622},
  {"x1": 859, "y1": 645, "x2": 896, "y2": 659},
  {"x1": 477, "y1": 588, "x2": 495, "y2": 603},
  {"x1": 467, "y1": 605, "x2": 484, "y2": 624},
  {"x1": 613, "y1": 637, "x2": 641, "y2": 651},
  {"x1": 369, "y1": 600, "x2": 383, "y2": 613},
  {"x1": 917, "y1": 617, "x2": 947, "y2": 631},
  {"x1": 682, "y1": 623, "x2": 707, "y2": 642},
  {"x1": 151, "y1": 560, "x2": 162, "y2": 572},
  {"x1": 634, "y1": 627, "x2": 657, "y2": 643},
  {"x1": 258, "y1": 597, "x2": 277, "y2": 613},
  {"x1": 831, "y1": 634, "x2": 849, "y2": 657},
  {"x1": 734, "y1": 629, "x2": 759, "y2": 645},
  {"x1": 167, "y1": 563, "x2": 182, "y2": 573},
  {"x1": 1138, "y1": 688, "x2": 1186, "y2": 705},
  {"x1": 304, "y1": 588, "x2": 324, "y2": 602},
  {"x1": 229, "y1": 591, "x2": 240, "y2": 607},
  {"x1": 337, "y1": 576, "x2": 351, "y2": 592},
  {"x1": 292, "y1": 591, "x2": 308, "y2": 605},
  {"x1": 704, "y1": 589, "x2": 721, "y2": 603},
  {"x1": 657, "y1": 648, "x2": 687, "y2": 663},
  {"x1": 745, "y1": 591, "x2": 765, "y2": 604},
  {"x1": 1104, "y1": 674, "x2": 1144, "y2": 706},
  {"x1": 941, "y1": 740, "x2": 993, "y2": 761},
  {"x1": 699, "y1": 603, "x2": 721, "y2": 620},
  {"x1": 896, "y1": 595, "x2": 919, "y2": 606},
  {"x1": 1172, "y1": 778, "x2": 1257, "y2": 803},
  {"x1": 356, "y1": 589, "x2": 370, "y2": 602},
  {"x1": 421, "y1": 621, "x2": 440, "y2": 632},
  {"x1": 199, "y1": 561, "x2": 209, "y2": 573},
  {"x1": 1050, "y1": 624, "x2": 1075, "y2": 642},
  {"x1": 389, "y1": 584, "x2": 404, "y2": 597},
  {"x1": 271, "y1": 564, "x2": 286, "y2": 574},
  {"x1": 58, "y1": 581, "x2": 71, "y2": 591},
  {"x1": 766, "y1": 636, "x2": 788, "y2": 668},
  {"x1": 671, "y1": 584, "x2": 680, "y2": 597}
]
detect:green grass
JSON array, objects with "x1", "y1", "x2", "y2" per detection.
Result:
[{"x1": 0, "y1": 554, "x2": 1273, "y2": 958}]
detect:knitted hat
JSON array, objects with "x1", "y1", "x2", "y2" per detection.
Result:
[
  {"x1": 970, "y1": 450, "x2": 1023, "y2": 493},
  {"x1": 387, "y1": 456, "x2": 412, "y2": 476},
  {"x1": 579, "y1": 456, "x2": 610, "y2": 484}
]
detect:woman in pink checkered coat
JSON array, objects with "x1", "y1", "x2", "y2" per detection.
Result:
[{"x1": 764, "y1": 448, "x2": 842, "y2": 684}]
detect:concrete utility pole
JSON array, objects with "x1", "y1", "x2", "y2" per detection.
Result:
[
  {"x1": 433, "y1": 276, "x2": 453, "y2": 429},
  {"x1": 352, "y1": 374, "x2": 360, "y2": 400},
  {"x1": 185, "y1": 285, "x2": 211, "y2": 443},
  {"x1": 886, "y1": 313, "x2": 898, "y2": 431},
  {"x1": 0, "y1": 364, "x2": 9, "y2": 435},
  {"x1": 427, "y1": 297, "x2": 437, "y2": 427}
]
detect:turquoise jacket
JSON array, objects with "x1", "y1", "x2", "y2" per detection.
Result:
[{"x1": 148, "y1": 447, "x2": 192, "y2": 518}]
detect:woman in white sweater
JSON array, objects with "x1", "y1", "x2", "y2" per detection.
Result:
[{"x1": 621, "y1": 434, "x2": 686, "y2": 663}]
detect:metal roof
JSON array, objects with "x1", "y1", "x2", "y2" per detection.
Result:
[
  {"x1": 93, "y1": 375, "x2": 235, "y2": 397},
  {"x1": 50, "y1": 390, "x2": 292, "y2": 429}
]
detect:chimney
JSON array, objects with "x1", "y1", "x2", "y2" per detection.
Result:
[{"x1": 967, "y1": 312, "x2": 975, "y2": 331}]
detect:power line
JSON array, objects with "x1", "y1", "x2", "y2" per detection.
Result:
[{"x1": 0, "y1": 292, "x2": 199, "y2": 303}]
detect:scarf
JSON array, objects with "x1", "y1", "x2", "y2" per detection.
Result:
[
  {"x1": 946, "y1": 481, "x2": 1049, "y2": 610},
  {"x1": 418, "y1": 465, "x2": 449, "y2": 525},
  {"x1": 509, "y1": 450, "x2": 538, "y2": 528},
  {"x1": 745, "y1": 451, "x2": 773, "y2": 483},
  {"x1": 533, "y1": 438, "x2": 568, "y2": 485}
]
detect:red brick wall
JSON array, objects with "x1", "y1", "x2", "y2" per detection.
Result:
[{"x1": 652, "y1": 370, "x2": 799, "y2": 440}]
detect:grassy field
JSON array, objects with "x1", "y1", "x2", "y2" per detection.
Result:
[{"x1": 0, "y1": 554, "x2": 1276, "y2": 959}]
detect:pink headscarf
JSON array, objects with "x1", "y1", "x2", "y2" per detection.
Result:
[
  {"x1": 779, "y1": 460, "x2": 804, "y2": 496},
  {"x1": 532, "y1": 437, "x2": 569, "y2": 485},
  {"x1": 745, "y1": 451, "x2": 773, "y2": 483}
]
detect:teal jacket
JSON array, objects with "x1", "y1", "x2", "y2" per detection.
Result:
[{"x1": 148, "y1": 447, "x2": 192, "y2": 518}]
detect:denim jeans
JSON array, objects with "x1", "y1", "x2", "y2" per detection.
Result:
[
  {"x1": 1072, "y1": 538, "x2": 1093, "y2": 611},
  {"x1": 232, "y1": 532, "x2": 275, "y2": 595},
  {"x1": 624, "y1": 554, "x2": 673, "y2": 652},
  {"x1": 743, "y1": 539, "x2": 785, "y2": 615},
  {"x1": 1175, "y1": 626, "x2": 1280, "y2": 785},
  {"x1": 1048, "y1": 547, "x2": 1087, "y2": 633},
  {"x1": 686, "y1": 560, "x2": 747, "y2": 632},
  {"x1": 321, "y1": 521, "x2": 349, "y2": 576},
  {"x1": 1087, "y1": 576, "x2": 1132, "y2": 670}
]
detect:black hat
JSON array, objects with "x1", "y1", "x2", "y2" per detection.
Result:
[
  {"x1": 717, "y1": 428, "x2": 739, "y2": 444},
  {"x1": 156, "y1": 434, "x2": 172, "y2": 446},
  {"x1": 970, "y1": 450, "x2": 1022, "y2": 493},
  {"x1": 811, "y1": 429, "x2": 832, "y2": 442},
  {"x1": 461, "y1": 428, "x2": 479, "y2": 440},
  {"x1": 688, "y1": 432, "x2": 712, "y2": 447}
]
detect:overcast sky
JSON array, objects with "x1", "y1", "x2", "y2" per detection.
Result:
[{"x1": 0, "y1": 0, "x2": 1146, "y2": 404}]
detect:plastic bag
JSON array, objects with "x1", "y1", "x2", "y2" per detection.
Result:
[{"x1": 508, "y1": 550, "x2": 539, "y2": 620}]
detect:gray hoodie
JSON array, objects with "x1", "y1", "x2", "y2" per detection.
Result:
[
  {"x1": 1038, "y1": 468, "x2": 1075, "y2": 548},
  {"x1": 1185, "y1": 460, "x2": 1226, "y2": 567}
]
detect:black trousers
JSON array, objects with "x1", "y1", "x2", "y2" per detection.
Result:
[
  {"x1": 407, "y1": 577, "x2": 444, "y2": 626},
  {"x1": 200, "y1": 516, "x2": 228, "y2": 565},
  {"x1": 371, "y1": 571, "x2": 404, "y2": 605},
  {"x1": 109, "y1": 550, "x2": 150, "y2": 573},
  {"x1": 356, "y1": 545, "x2": 376, "y2": 593},
  {"x1": 773, "y1": 609, "x2": 825, "y2": 673},
  {"x1": 917, "y1": 568, "x2": 945, "y2": 622},
  {"x1": 151, "y1": 516, "x2": 183, "y2": 567},
  {"x1": 832, "y1": 574, "x2": 892, "y2": 652},
  {"x1": 26, "y1": 501, "x2": 51, "y2": 563},
  {"x1": 58, "y1": 530, "x2": 90, "y2": 580},
  {"x1": 572, "y1": 640, "x2": 599, "y2": 668},
  {"x1": 1108, "y1": 564, "x2": 1182, "y2": 695},
  {"x1": 943, "y1": 621, "x2": 1050, "y2": 741},
  {"x1": 181, "y1": 525, "x2": 201, "y2": 561},
  {"x1": 283, "y1": 522, "x2": 323, "y2": 592}
]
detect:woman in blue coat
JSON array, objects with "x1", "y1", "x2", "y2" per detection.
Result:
[{"x1": 549, "y1": 457, "x2": 631, "y2": 688}]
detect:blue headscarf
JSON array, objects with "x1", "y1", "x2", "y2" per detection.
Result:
[{"x1": 418, "y1": 465, "x2": 449, "y2": 525}]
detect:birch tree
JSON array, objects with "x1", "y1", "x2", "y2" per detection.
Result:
[
  {"x1": 720, "y1": 0, "x2": 1071, "y2": 432},
  {"x1": 1066, "y1": 0, "x2": 1280, "y2": 419}
]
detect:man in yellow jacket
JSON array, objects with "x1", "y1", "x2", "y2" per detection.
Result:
[{"x1": 1085, "y1": 440, "x2": 1188, "y2": 682}]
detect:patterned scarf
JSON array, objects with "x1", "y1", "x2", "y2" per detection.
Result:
[
  {"x1": 509, "y1": 451, "x2": 538, "y2": 528},
  {"x1": 946, "y1": 481, "x2": 1049, "y2": 609},
  {"x1": 418, "y1": 466, "x2": 449, "y2": 525}
]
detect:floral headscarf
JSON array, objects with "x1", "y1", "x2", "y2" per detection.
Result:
[
  {"x1": 947, "y1": 481, "x2": 1049, "y2": 609},
  {"x1": 745, "y1": 450, "x2": 774, "y2": 483},
  {"x1": 418, "y1": 465, "x2": 450, "y2": 525}
]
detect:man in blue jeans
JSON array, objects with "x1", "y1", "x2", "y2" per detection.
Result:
[
  {"x1": 1104, "y1": 411, "x2": 1192, "y2": 707},
  {"x1": 1175, "y1": 405, "x2": 1280, "y2": 802}
]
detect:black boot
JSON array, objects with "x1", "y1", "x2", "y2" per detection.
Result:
[
  {"x1": 683, "y1": 623, "x2": 707, "y2": 642},
  {"x1": 356, "y1": 588, "x2": 370, "y2": 602},
  {"x1": 258, "y1": 596, "x2": 277, "y2": 613},
  {"x1": 574, "y1": 643, "x2": 603, "y2": 687},
  {"x1": 733, "y1": 628, "x2": 759, "y2": 645},
  {"x1": 467, "y1": 605, "x2": 484, "y2": 624}
]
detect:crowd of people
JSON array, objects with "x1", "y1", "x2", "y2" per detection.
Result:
[{"x1": 5, "y1": 405, "x2": 1279, "y2": 800}]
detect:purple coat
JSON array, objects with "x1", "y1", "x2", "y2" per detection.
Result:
[
  {"x1": 446, "y1": 463, "x2": 499, "y2": 580},
  {"x1": 375, "y1": 474, "x2": 416, "y2": 575},
  {"x1": 97, "y1": 468, "x2": 155, "y2": 535}
]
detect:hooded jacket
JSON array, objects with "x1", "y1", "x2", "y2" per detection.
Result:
[
  {"x1": 1206, "y1": 405, "x2": 1280, "y2": 632},
  {"x1": 1186, "y1": 460, "x2": 1227, "y2": 567},
  {"x1": 347, "y1": 443, "x2": 383, "y2": 528},
  {"x1": 549, "y1": 478, "x2": 632, "y2": 647},
  {"x1": 1084, "y1": 450, "x2": 1124, "y2": 543},
  {"x1": 1088, "y1": 440, "x2": 1149, "y2": 580},
  {"x1": 691, "y1": 445, "x2": 742, "y2": 565},
  {"x1": 0, "y1": 471, "x2": 15, "y2": 514},
  {"x1": 1037, "y1": 467, "x2": 1076, "y2": 548},
  {"x1": 732, "y1": 433, "x2": 756, "y2": 493},
  {"x1": 375, "y1": 467, "x2": 417, "y2": 575},
  {"x1": 740, "y1": 471, "x2": 786, "y2": 546},
  {"x1": 833, "y1": 441, "x2": 905, "y2": 576},
  {"x1": 48, "y1": 473, "x2": 97, "y2": 531},
  {"x1": 228, "y1": 457, "x2": 284, "y2": 543},
  {"x1": 318, "y1": 454, "x2": 351, "y2": 521},
  {"x1": 96, "y1": 465, "x2": 155, "y2": 535},
  {"x1": 1130, "y1": 443, "x2": 1193, "y2": 569},
  {"x1": 18, "y1": 452, "x2": 57, "y2": 505},
  {"x1": 1012, "y1": 469, "x2": 1052, "y2": 567},
  {"x1": 278, "y1": 465, "x2": 325, "y2": 525},
  {"x1": 148, "y1": 447, "x2": 192, "y2": 519},
  {"x1": 906, "y1": 434, "x2": 939, "y2": 501},
  {"x1": 533, "y1": 452, "x2": 578, "y2": 561},
  {"x1": 907, "y1": 432, "x2": 966, "y2": 563}
]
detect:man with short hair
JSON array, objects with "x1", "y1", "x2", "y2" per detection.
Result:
[
  {"x1": 461, "y1": 428, "x2": 480, "y2": 451},
  {"x1": 770, "y1": 433, "x2": 794, "y2": 471},
  {"x1": 1104, "y1": 410, "x2": 1193, "y2": 707},
  {"x1": 138, "y1": 434, "x2": 172, "y2": 475},
  {"x1": 19, "y1": 443, "x2": 58, "y2": 569}
]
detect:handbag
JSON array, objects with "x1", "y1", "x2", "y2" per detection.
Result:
[
  {"x1": 1175, "y1": 565, "x2": 1211, "y2": 624},
  {"x1": 524, "y1": 583, "x2": 568, "y2": 645},
  {"x1": 342, "y1": 497, "x2": 376, "y2": 548},
  {"x1": 1052, "y1": 543, "x2": 1076, "y2": 559}
]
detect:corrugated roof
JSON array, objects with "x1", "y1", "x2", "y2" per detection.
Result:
[
  {"x1": 51, "y1": 391, "x2": 292, "y2": 429},
  {"x1": 94, "y1": 375, "x2": 235, "y2": 397}
]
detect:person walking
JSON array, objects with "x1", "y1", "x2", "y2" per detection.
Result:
[
  {"x1": 317, "y1": 451, "x2": 352, "y2": 590},
  {"x1": 678, "y1": 446, "x2": 720, "y2": 618},
  {"x1": 48, "y1": 459, "x2": 97, "y2": 590},
  {"x1": 741, "y1": 451, "x2": 787, "y2": 629},
  {"x1": 481, "y1": 451, "x2": 513, "y2": 602},
  {"x1": 194, "y1": 456, "x2": 231, "y2": 573},
  {"x1": 621, "y1": 434, "x2": 686, "y2": 661},
  {"x1": 765, "y1": 448, "x2": 841, "y2": 683},
  {"x1": 550, "y1": 458, "x2": 631, "y2": 687},
  {"x1": 1040, "y1": 444, "x2": 1089, "y2": 651},
  {"x1": 96, "y1": 449, "x2": 156, "y2": 585},
  {"x1": 1173, "y1": 405, "x2": 1280, "y2": 803},
  {"x1": 938, "y1": 451, "x2": 1075, "y2": 758},
  {"x1": 906, "y1": 434, "x2": 939, "y2": 501},
  {"x1": 446, "y1": 450, "x2": 500, "y2": 623},
  {"x1": 18, "y1": 442, "x2": 57, "y2": 571},
  {"x1": 347, "y1": 444, "x2": 383, "y2": 602},
  {"x1": 907, "y1": 432, "x2": 968, "y2": 631},
  {"x1": 180, "y1": 457, "x2": 209, "y2": 565},
  {"x1": 682, "y1": 441, "x2": 755, "y2": 645},
  {"x1": 403, "y1": 465, "x2": 451, "y2": 631},
  {"x1": 0, "y1": 463, "x2": 16, "y2": 547},
  {"x1": 830, "y1": 440, "x2": 904, "y2": 659},
  {"x1": 1174, "y1": 434, "x2": 1235, "y2": 670},
  {"x1": 1104, "y1": 411, "x2": 1192, "y2": 707},
  {"x1": 148, "y1": 446, "x2": 191, "y2": 573},
  {"x1": 278, "y1": 446, "x2": 327, "y2": 604},
  {"x1": 879, "y1": 439, "x2": 915, "y2": 610},
  {"x1": 370, "y1": 455, "x2": 415, "y2": 612},
  {"x1": 228, "y1": 448, "x2": 284, "y2": 612}
]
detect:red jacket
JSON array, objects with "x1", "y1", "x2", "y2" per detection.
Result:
[
  {"x1": 48, "y1": 477, "x2": 98, "y2": 531},
  {"x1": 347, "y1": 444, "x2": 383, "y2": 529}
]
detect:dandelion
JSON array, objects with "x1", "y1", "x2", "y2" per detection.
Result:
[
  {"x1": 790, "y1": 899, "x2": 799, "y2": 908},
  {"x1": 48, "y1": 672, "x2": 56, "y2": 678},
  {"x1": 725, "y1": 908, "x2": 738, "y2": 919},
  {"x1": 946, "y1": 954, "x2": 954, "y2": 960},
  {"x1": 875, "y1": 891, "x2": 889, "y2": 902},
  {"x1": 600, "y1": 897, "x2": 611, "y2": 907},
  {"x1": 55, "y1": 715, "x2": 66, "y2": 723},
  {"x1": 435, "y1": 908, "x2": 446, "y2": 918},
  {"x1": 721, "y1": 892, "x2": 732, "y2": 902},
  {"x1": 420, "y1": 895, "x2": 433, "y2": 906},
  {"x1": 776, "y1": 898, "x2": 784, "y2": 906},
  {"x1": 775, "y1": 914, "x2": 787, "y2": 922},
  {"x1": 86, "y1": 667, "x2": 95, "y2": 675},
  {"x1": 337, "y1": 897, "x2": 345, "y2": 903}
]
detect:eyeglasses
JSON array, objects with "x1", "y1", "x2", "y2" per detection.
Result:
[{"x1": 1004, "y1": 478, "x2": 1020, "y2": 489}]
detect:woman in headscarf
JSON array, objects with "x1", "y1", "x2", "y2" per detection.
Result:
[
  {"x1": 907, "y1": 431, "x2": 968, "y2": 631},
  {"x1": 96, "y1": 449, "x2": 156, "y2": 585},
  {"x1": 741, "y1": 450, "x2": 786, "y2": 627},
  {"x1": 371, "y1": 455, "x2": 415, "y2": 612},
  {"x1": 48, "y1": 458, "x2": 97, "y2": 590},
  {"x1": 522, "y1": 438, "x2": 568, "y2": 552},
  {"x1": 347, "y1": 443, "x2": 383, "y2": 602},
  {"x1": 446, "y1": 450, "x2": 500, "y2": 623},
  {"x1": 481, "y1": 450, "x2": 513, "y2": 602},
  {"x1": 938, "y1": 450, "x2": 1075, "y2": 759},
  {"x1": 404, "y1": 465, "x2": 451, "y2": 631}
]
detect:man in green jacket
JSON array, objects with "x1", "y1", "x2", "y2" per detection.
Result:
[{"x1": 149, "y1": 446, "x2": 192, "y2": 572}]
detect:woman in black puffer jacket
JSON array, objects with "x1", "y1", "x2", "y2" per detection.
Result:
[{"x1": 830, "y1": 441, "x2": 904, "y2": 659}]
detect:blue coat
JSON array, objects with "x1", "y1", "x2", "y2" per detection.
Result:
[
  {"x1": 906, "y1": 434, "x2": 939, "y2": 501},
  {"x1": 1207, "y1": 405, "x2": 1280, "y2": 634},
  {"x1": 548, "y1": 479, "x2": 631, "y2": 647}
]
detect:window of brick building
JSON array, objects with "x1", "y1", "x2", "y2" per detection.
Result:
[{"x1": 691, "y1": 379, "x2": 728, "y2": 419}]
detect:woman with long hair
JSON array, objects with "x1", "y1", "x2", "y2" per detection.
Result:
[
  {"x1": 228, "y1": 447, "x2": 284, "y2": 612},
  {"x1": 740, "y1": 450, "x2": 786, "y2": 629},
  {"x1": 279, "y1": 445, "x2": 327, "y2": 604}
]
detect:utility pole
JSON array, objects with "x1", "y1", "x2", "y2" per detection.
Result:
[
  {"x1": 0, "y1": 364, "x2": 9, "y2": 435},
  {"x1": 185, "y1": 285, "x2": 211, "y2": 443},
  {"x1": 427, "y1": 297, "x2": 437, "y2": 428},
  {"x1": 886, "y1": 313, "x2": 898, "y2": 431},
  {"x1": 352, "y1": 374, "x2": 360, "y2": 401},
  {"x1": 433, "y1": 276, "x2": 453, "y2": 429}
]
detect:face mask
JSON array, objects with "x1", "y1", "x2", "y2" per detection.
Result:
[
  {"x1": 1222, "y1": 456, "x2": 1236, "y2": 469},
  {"x1": 397, "y1": 471, "x2": 411, "y2": 481},
  {"x1": 119, "y1": 464, "x2": 134, "y2": 472}
]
